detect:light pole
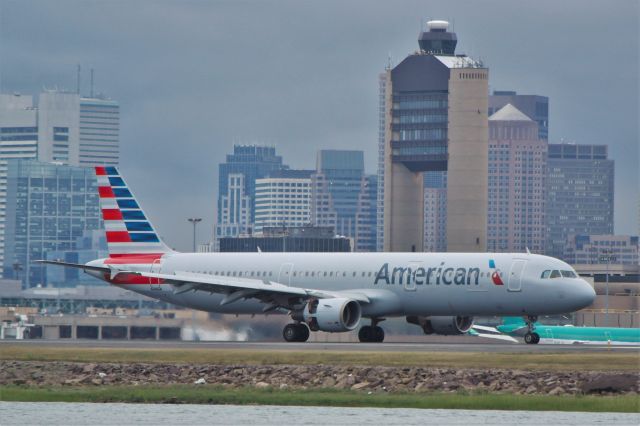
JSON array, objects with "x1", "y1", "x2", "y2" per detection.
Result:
[
  {"x1": 187, "y1": 217, "x2": 202, "y2": 342},
  {"x1": 187, "y1": 218, "x2": 202, "y2": 253},
  {"x1": 599, "y1": 249, "x2": 615, "y2": 327}
]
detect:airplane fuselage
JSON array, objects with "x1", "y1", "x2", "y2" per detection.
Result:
[{"x1": 90, "y1": 251, "x2": 595, "y2": 319}]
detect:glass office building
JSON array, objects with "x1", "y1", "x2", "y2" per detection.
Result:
[
  {"x1": 216, "y1": 145, "x2": 286, "y2": 240},
  {"x1": 546, "y1": 144, "x2": 614, "y2": 258},
  {"x1": 3, "y1": 160, "x2": 102, "y2": 287},
  {"x1": 311, "y1": 151, "x2": 366, "y2": 243}
]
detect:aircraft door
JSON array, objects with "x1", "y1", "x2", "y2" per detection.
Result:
[
  {"x1": 278, "y1": 263, "x2": 294, "y2": 286},
  {"x1": 404, "y1": 261, "x2": 422, "y2": 292},
  {"x1": 507, "y1": 259, "x2": 526, "y2": 292},
  {"x1": 149, "y1": 258, "x2": 162, "y2": 291}
]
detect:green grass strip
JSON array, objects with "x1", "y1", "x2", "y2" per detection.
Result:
[
  {"x1": 1, "y1": 345, "x2": 638, "y2": 371},
  {"x1": 1, "y1": 385, "x2": 638, "y2": 413}
]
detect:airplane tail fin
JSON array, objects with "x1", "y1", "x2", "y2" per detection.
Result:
[{"x1": 95, "y1": 166, "x2": 174, "y2": 258}]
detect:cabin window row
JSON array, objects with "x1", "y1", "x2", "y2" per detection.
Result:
[{"x1": 185, "y1": 270, "x2": 503, "y2": 279}]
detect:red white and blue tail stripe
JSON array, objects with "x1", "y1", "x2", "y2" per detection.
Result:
[{"x1": 96, "y1": 166, "x2": 172, "y2": 257}]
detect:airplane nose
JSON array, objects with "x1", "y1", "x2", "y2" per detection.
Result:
[{"x1": 575, "y1": 280, "x2": 596, "y2": 309}]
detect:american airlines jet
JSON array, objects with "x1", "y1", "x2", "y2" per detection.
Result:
[{"x1": 40, "y1": 167, "x2": 596, "y2": 343}]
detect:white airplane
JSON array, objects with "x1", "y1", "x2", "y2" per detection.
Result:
[{"x1": 40, "y1": 167, "x2": 596, "y2": 342}]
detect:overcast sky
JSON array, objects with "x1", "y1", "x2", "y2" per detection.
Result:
[{"x1": 1, "y1": 0, "x2": 638, "y2": 250}]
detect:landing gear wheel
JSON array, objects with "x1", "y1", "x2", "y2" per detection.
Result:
[
  {"x1": 358, "y1": 325, "x2": 372, "y2": 342},
  {"x1": 524, "y1": 332, "x2": 540, "y2": 344},
  {"x1": 373, "y1": 326, "x2": 385, "y2": 343},
  {"x1": 283, "y1": 323, "x2": 310, "y2": 342},
  {"x1": 532, "y1": 332, "x2": 540, "y2": 344},
  {"x1": 358, "y1": 325, "x2": 385, "y2": 343},
  {"x1": 297, "y1": 323, "x2": 310, "y2": 342}
]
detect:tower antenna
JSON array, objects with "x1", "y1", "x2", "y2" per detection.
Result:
[
  {"x1": 76, "y1": 64, "x2": 81, "y2": 94},
  {"x1": 90, "y1": 68, "x2": 94, "y2": 98}
]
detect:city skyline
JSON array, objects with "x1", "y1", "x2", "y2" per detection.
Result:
[{"x1": 1, "y1": 1, "x2": 637, "y2": 250}]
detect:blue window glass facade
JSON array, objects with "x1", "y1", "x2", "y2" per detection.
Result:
[
  {"x1": 217, "y1": 145, "x2": 286, "y2": 230},
  {"x1": 3, "y1": 160, "x2": 102, "y2": 288}
]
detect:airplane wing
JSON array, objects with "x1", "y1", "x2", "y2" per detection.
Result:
[
  {"x1": 117, "y1": 270, "x2": 371, "y2": 311},
  {"x1": 36, "y1": 260, "x2": 372, "y2": 311}
]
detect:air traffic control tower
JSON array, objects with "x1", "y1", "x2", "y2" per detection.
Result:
[{"x1": 379, "y1": 20, "x2": 488, "y2": 252}]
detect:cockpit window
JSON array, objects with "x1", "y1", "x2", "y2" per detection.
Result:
[
  {"x1": 541, "y1": 270, "x2": 551, "y2": 279},
  {"x1": 561, "y1": 270, "x2": 577, "y2": 278},
  {"x1": 549, "y1": 270, "x2": 561, "y2": 279}
]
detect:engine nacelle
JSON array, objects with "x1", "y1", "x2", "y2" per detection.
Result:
[
  {"x1": 302, "y1": 298, "x2": 362, "y2": 332},
  {"x1": 407, "y1": 315, "x2": 474, "y2": 335}
]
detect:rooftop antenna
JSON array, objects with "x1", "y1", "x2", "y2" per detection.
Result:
[
  {"x1": 90, "y1": 68, "x2": 94, "y2": 98},
  {"x1": 76, "y1": 64, "x2": 81, "y2": 94}
]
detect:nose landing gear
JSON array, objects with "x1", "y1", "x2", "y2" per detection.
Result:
[{"x1": 523, "y1": 315, "x2": 540, "y2": 344}]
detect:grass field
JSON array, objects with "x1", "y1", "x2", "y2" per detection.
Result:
[
  {"x1": 1, "y1": 345, "x2": 638, "y2": 371},
  {"x1": 1, "y1": 385, "x2": 638, "y2": 412}
]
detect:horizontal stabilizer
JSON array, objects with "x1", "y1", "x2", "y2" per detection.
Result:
[{"x1": 34, "y1": 260, "x2": 110, "y2": 274}]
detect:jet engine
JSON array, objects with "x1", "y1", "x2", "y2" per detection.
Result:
[
  {"x1": 406, "y1": 315, "x2": 474, "y2": 335},
  {"x1": 301, "y1": 298, "x2": 362, "y2": 332}
]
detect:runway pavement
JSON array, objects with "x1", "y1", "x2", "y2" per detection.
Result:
[{"x1": 2, "y1": 339, "x2": 638, "y2": 353}]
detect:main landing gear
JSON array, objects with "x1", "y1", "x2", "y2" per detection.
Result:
[
  {"x1": 523, "y1": 315, "x2": 540, "y2": 344},
  {"x1": 283, "y1": 323, "x2": 310, "y2": 342},
  {"x1": 358, "y1": 319, "x2": 385, "y2": 343}
]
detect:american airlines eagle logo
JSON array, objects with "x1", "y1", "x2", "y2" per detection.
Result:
[{"x1": 489, "y1": 259, "x2": 504, "y2": 285}]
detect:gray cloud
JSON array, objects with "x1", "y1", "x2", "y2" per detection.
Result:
[{"x1": 1, "y1": 0, "x2": 637, "y2": 249}]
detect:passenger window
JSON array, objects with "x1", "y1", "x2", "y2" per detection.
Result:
[
  {"x1": 305, "y1": 271, "x2": 309, "y2": 277},
  {"x1": 311, "y1": 272, "x2": 315, "y2": 277},
  {"x1": 323, "y1": 271, "x2": 327, "y2": 277},
  {"x1": 329, "y1": 272, "x2": 333, "y2": 277},
  {"x1": 352, "y1": 272, "x2": 356, "y2": 277},
  {"x1": 550, "y1": 270, "x2": 561, "y2": 279},
  {"x1": 561, "y1": 270, "x2": 577, "y2": 278},
  {"x1": 541, "y1": 270, "x2": 551, "y2": 279}
]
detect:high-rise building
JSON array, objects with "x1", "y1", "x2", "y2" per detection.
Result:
[
  {"x1": 311, "y1": 150, "x2": 377, "y2": 251},
  {"x1": 219, "y1": 226, "x2": 352, "y2": 253},
  {"x1": 0, "y1": 91, "x2": 119, "y2": 268},
  {"x1": 378, "y1": 20, "x2": 488, "y2": 252},
  {"x1": 563, "y1": 234, "x2": 639, "y2": 266},
  {"x1": 254, "y1": 169, "x2": 313, "y2": 233},
  {"x1": 489, "y1": 91, "x2": 549, "y2": 140},
  {"x1": 36, "y1": 91, "x2": 81, "y2": 164},
  {"x1": 546, "y1": 143, "x2": 614, "y2": 258},
  {"x1": 0, "y1": 94, "x2": 39, "y2": 266},
  {"x1": 217, "y1": 173, "x2": 252, "y2": 239},
  {"x1": 423, "y1": 172, "x2": 447, "y2": 252},
  {"x1": 79, "y1": 96, "x2": 120, "y2": 166},
  {"x1": 354, "y1": 175, "x2": 378, "y2": 252},
  {"x1": 216, "y1": 145, "x2": 286, "y2": 242},
  {"x1": 3, "y1": 160, "x2": 102, "y2": 287},
  {"x1": 487, "y1": 104, "x2": 547, "y2": 253}
]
